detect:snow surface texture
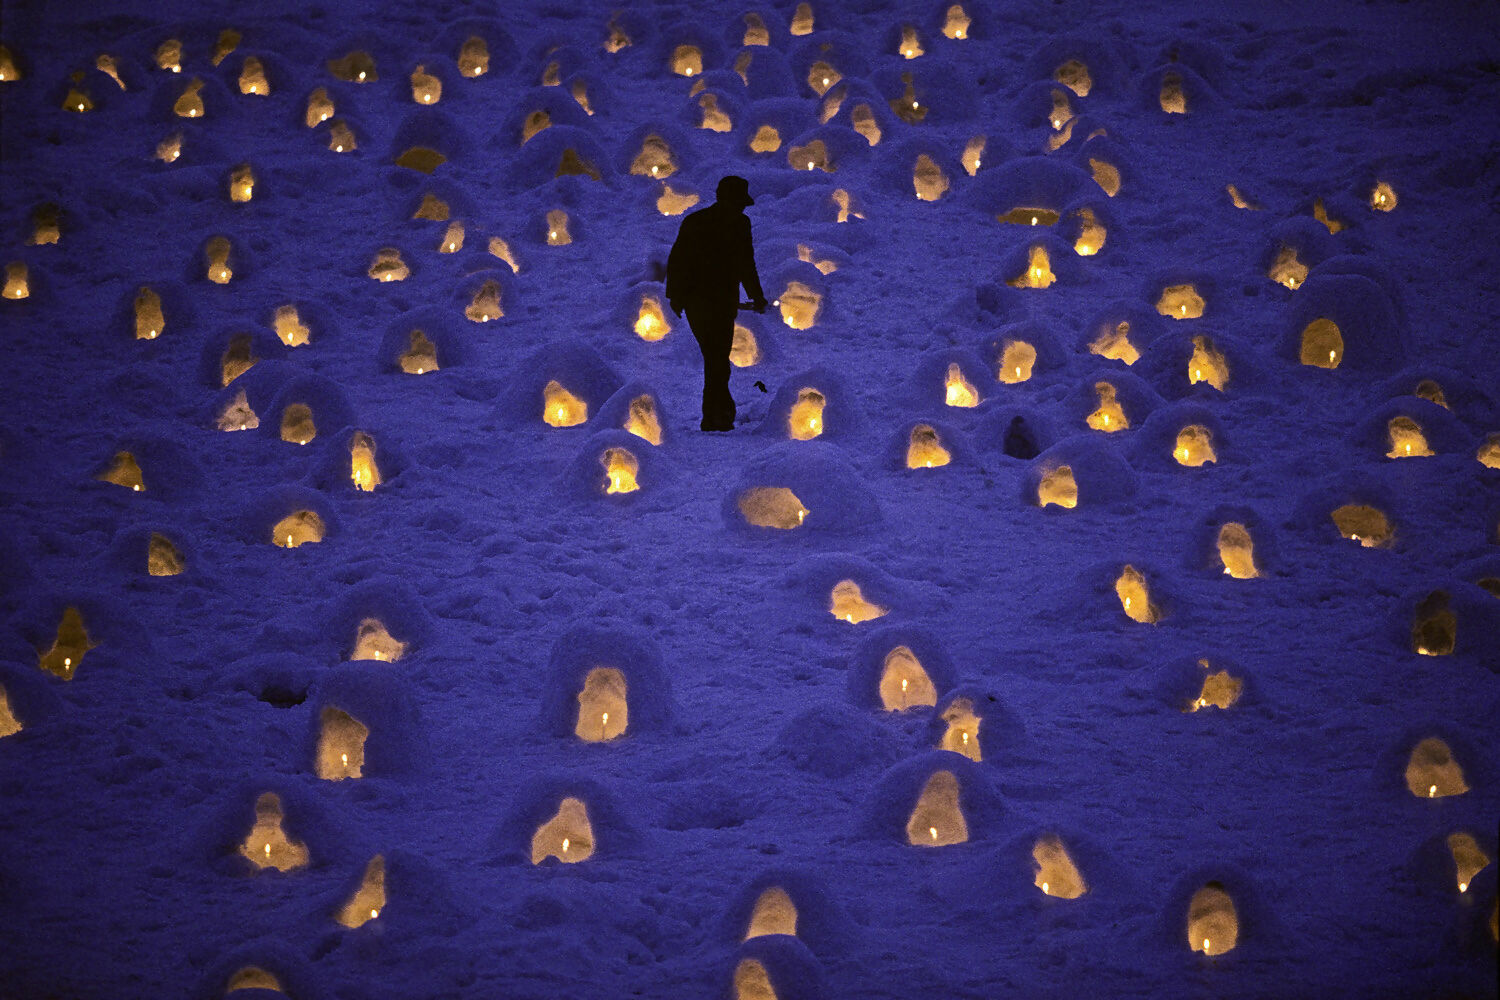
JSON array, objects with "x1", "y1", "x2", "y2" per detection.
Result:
[{"x1": 1, "y1": 0, "x2": 1498, "y2": 997}]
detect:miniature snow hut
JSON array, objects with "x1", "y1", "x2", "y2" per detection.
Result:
[
  {"x1": 863, "y1": 752, "x2": 1005, "y2": 846},
  {"x1": 725, "y1": 442, "x2": 880, "y2": 534},
  {"x1": 847, "y1": 625, "x2": 958, "y2": 712},
  {"x1": 536, "y1": 623, "x2": 675, "y2": 742},
  {"x1": 1021, "y1": 437, "x2": 1137, "y2": 508},
  {"x1": 501, "y1": 342, "x2": 622, "y2": 430},
  {"x1": 492, "y1": 774, "x2": 636, "y2": 865}
]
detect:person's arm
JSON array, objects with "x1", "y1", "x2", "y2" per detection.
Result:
[{"x1": 737, "y1": 215, "x2": 767, "y2": 311}]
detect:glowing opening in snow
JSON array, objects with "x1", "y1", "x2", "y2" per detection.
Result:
[
  {"x1": 239, "y1": 793, "x2": 309, "y2": 871},
  {"x1": 221, "y1": 334, "x2": 257, "y2": 387},
  {"x1": 1174, "y1": 425, "x2": 1217, "y2": 467},
  {"x1": 602, "y1": 447, "x2": 640, "y2": 495},
  {"x1": 808, "y1": 60, "x2": 840, "y2": 97},
  {"x1": 280, "y1": 403, "x2": 316, "y2": 445},
  {"x1": 576, "y1": 667, "x2": 628, "y2": 742},
  {"x1": 624, "y1": 395, "x2": 663, "y2": 445},
  {"x1": 546, "y1": 209, "x2": 573, "y2": 245},
  {"x1": 273, "y1": 511, "x2": 324, "y2": 548},
  {"x1": 1405, "y1": 737, "x2": 1468, "y2": 798},
  {"x1": 657, "y1": 184, "x2": 699, "y2": 216},
  {"x1": 1160, "y1": 71, "x2": 1187, "y2": 114},
  {"x1": 1371, "y1": 181, "x2": 1397, "y2": 212},
  {"x1": 305, "y1": 87, "x2": 334, "y2": 127},
  {"x1": 1331, "y1": 504, "x2": 1391, "y2": 547},
  {"x1": 1055, "y1": 59, "x2": 1092, "y2": 96},
  {"x1": 998, "y1": 207, "x2": 1059, "y2": 227},
  {"x1": 1007, "y1": 246, "x2": 1055, "y2": 289},
  {"x1": 788, "y1": 388, "x2": 825, "y2": 441},
  {"x1": 891, "y1": 72, "x2": 925, "y2": 124},
  {"x1": 1188, "y1": 884, "x2": 1237, "y2": 956},
  {"x1": 1313, "y1": 198, "x2": 1345, "y2": 234},
  {"x1": 489, "y1": 237, "x2": 519, "y2": 272},
  {"x1": 238, "y1": 57, "x2": 269, "y2": 96},
  {"x1": 437, "y1": 220, "x2": 465, "y2": 254},
  {"x1": 350, "y1": 432, "x2": 381, "y2": 492},
  {"x1": 410, "y1": 64, "x2": 441, "y2": 104},
  {"x1": 906, "y1": 770, "x2": 967, "y2": 846},
  {"x1": 671, "y1": 45, "x2": 702, "y2": 77},
  {"x1": 913, "y1": 154, "x2": 948, "y2": 201},
  {"x1": 227, "y1": 163, "x2": 255, "y2": 203},
  {"x1": 328, "y1": 51, "x2": 376, "y2": 83},
  {"x1": 147, "y1": 533, "x2": 185, "y2": 576},
  {"x1": 155, "y1": 39, "x2": 182, "y2": 73},
  {"x1": 1046, "y1": 117, "x2": 1077, "y2": 152},
  {"x1": 1300, "y1": 318, "x2": 1343, "y2": 368},
  {"x1": 962, "y1": 136, "x2": 985, "y2": 176},
  {"x1": 738, "y1": 488, "x2": 809, "y2": 530},
  {"x1": 1411, "y1": 591, "x2": 1456, "y2": 656},
  {"x1": 939, "y1": 697, "x2": 980, "y2": 760},
  {"x1": 156, "y1": 133, "x2": 183, "y2": 163},
  {"x1": 1090, "y1": 158, "x2": 1121, "y2": 196},
  {"x1": 907, "y1": 424, "x2": 951, "y2": 469},
  {"x1": 336, "y1": 855, "x2": 386, "y2": 928},
  {"x1": 998, "y1": 341, "x2": 1036, "y2": 384},
  {"x1": 1447, "y1": 833, "x2": 1490, "y2": 894},
  {"x1": 225, "y1": 967, "x2": 281, "y2": 992},
  {"x1": 1385, "y1": 417, "x2": 1433, "y2": 459},
  {"x1": 745, "y1": 886, "x2": 796, "y2": 939},
  {"x1": 734, "y1": 959, "x2": 776, "y2": 1000},
  {"x1": 30, "y1": 204, "x2": 60, "y2": 245},
  {"x1": 1088, "y1": 382, "x2": 1129, "y2": 432},
  {"x1": 532, "y1": 797, "x2": 594, "y2": 864},
  {"x1": 399, "y1": 330, "x2": 439, "y2": 375},
  {"x1": 395, "y1": 146, "x2": 446, "y2": 173},
  {"x1": 1038, "y1": 465, "x2": 1078, "y2": 508},
  {"x1": 788, "y1": 139, "x2": 831, "y2": 173},
  {"x1": 213, "y1": 30, "x2": 241, "y2": 67},
  {"x1": 1033, "y1": 836, "x2": 1087, "y2": 898},
  {"x1": 943, "y1": 4, "x2": 971, "y2": 39},
  {"x1": 459, "y1": 36, "x2": 490, "y2": 76},
  {"x1": 749, "y1": 124, "x2": 781, "y2": 153},
  {"x1": 1227, "y1": 184, "x2": 1259, "y2": 210},
  {"x1": 944, "y1": 363, "x2": 979, "y2": 407},
  {"x1": 698, "y1": 93, "x2": 732, "y2": 132},
  {"x1": 572, "y1": 79, "x2": 593, "y2": 115},
  {"x1": 327, "y1": 120, "x2": 356, "y2": 152},
  {"x1": 1478, "y1": 434, "x2": 1500, "y2": 469},
  {"x1": 543, "y1": 380, "x2": 587, "y2": 427},
  {"x1": 1072, "y1": 207, "x2": 1105, "y2": 255},
  {"x1": 778, "y1": 281, "x2": 822, "y2": 329},
  {"x1": 730, "y1": 324, "x2": 761, "y2": 367},
  {"x1": 318, "y1": 706, "x2": 367, "y2": 780},
  {"x1": 0, "y1": 689, "x2": 19, "y2": 738},
  {"x1": 1091, "y1": 322, "x2": 1137, "y2": 365},
  {"x1": 631, "y1": 135, "x2": 676, "y2": 178},
  {"x1": 205, "y1": 236, "x2": 234, "y2": 284},
  {"x1": 743, "y1": 12, "x2": 770, "y2": 46},
  {"x1": 734, "y1": 51, "x2": 755, "y2": 85},
  {"x1": 832, "y1": 189, "x2": 863, "y2": 223},
  {"x1": 98, "y1": 451, "x2": 145, "y2": 491},
  {"x1": 174, "y1": 77, "x2": 205, "y2": 118},
  {"x1": 1269, "y1": 247, "x2": 1307, "y2": 290},
  {"x1": 268, "y1": 304, "x2": 309, "y2": 347},
  {"x1": 1157, "y1": 284, "x2": 1204, "y2": 319},
  {"x1": 790, "y1": 2, "x2": 814, "y2": 35},
  {"x1": 352, "y1": 618, "x2": 406, "y2": 662},
  {"x1": 1049, "y1": 89, "x2": 1073, "y2": 131},
  {"x1": 1116, "y1": 565, "x2": 1161, "y2": 623},
  {"x1": 797, "y1": 245, "x2": 838, "y2": 275},
  {"x1": 39, "y1": 606, "x2": 94, "y2": 680},
  {"x1": 880, "y1": 646, "x2": 936, "y2": 711},
  {"x1": 1188, "y1": 336, "x2": 1229, "y2": 390},
  {"x1": 466, "y1": 280, "x2": 502, "y2": 323},
  {"x1": 65, "y1": 88, "x2": 94, "y2": 112},
  {"x1": 1413, "y1": 379, "x2": 1447, "y2": 409},
  {"x1": 829, "y1": 580, "x2": 886, "y2": 624},
  {"x1": 368, "y1": 248, "x2": 408, "y2": 283},
  {"x1": 899, "y1": 25, "x2": 924, "y2": 59},
  {"x1": 1187, "y1": 660, "x2": 1242, "y2": 711},
  {"x1": 1217, "y1": 523, "x2": 1258, "y2": 579}
]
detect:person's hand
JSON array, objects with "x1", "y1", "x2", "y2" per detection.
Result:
[
  {"x1": 752, "y1": 297, "x2": 767, "y2": 314},
  {"x1": 669, "y1": 299, "x2": 683, "y2": 318}
]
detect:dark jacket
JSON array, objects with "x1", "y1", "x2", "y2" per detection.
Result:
[{"x1": 666, "y1": 202, "x2": 766, "y2": 311}]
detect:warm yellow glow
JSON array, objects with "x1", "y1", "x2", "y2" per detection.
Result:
[
  {"x1": 656, "y1": 184, "x2": 699, "y2": 216},
  {"x1": 1406, "y1": 738, "x2": 1468, "y2": 798},
  {"x1": 1038, "y1": 465, "x2": 1078, "y2": 508},
  {"x1": 1313, "y1": 197, "x2": 1345, "y2": 234},
  {"x1": 0, "y1": 689, "x2": 21, "y2": 738},
  {"x1": 1188, "y1": 885, "x2": 1237, "y2": 956},
  {"x1": 832, "y1": 189, "x2": 862, "y2": 223},
  {"x1": 489, "y1": 237, "x2": 520, "y2": 273},
  {"x1": 1087, "y1": 382, "x2": 1129, "y2": 432},
  {"x1": 943, "y1": 4, "x2": 971, "y2": 39},
  {"x1": 787, "y1": 388, "x2": 826, "y2": 440},
  {"x1": 1476, "y1": 433, "x2": 1500, "y2": 469},
  {"x1": 1090, "y1": 158, "x2": 1121, "y2": 197},
  {"x1": 575, "y1": 667, "x2": 627, "y2": 741},
  {"x1": 880, "y1": 646, "x2": 936, "y2": 710},
  {"x1": 97, "y1": 451, "x2": 145, "y2": 491},
  {"x1": 741, "y1": 12, "x2": 771, "y2": 45},
  {"x1": 1054, "y1": 59, "x2": 1092, "y2": 96},
  {"x1": 546, "y1": 210, "x2": 572, "y2": 246},
  {"x1": 329, "y1": 51, "x2": 376, "y2": 83},
  {"x1": 395, "y1": 146, "x2": 446, "y2": 173},
  {"x1": 1174, "y1": 425, "x2": 1216, "y2": 467},
  {"x1": 1157, "y1": 284, "x2": 1204, "y2": 319},
  {"x1": 729, "y1": 324, "x2": 760, "y2": 367},
  {"x1": 738, "y1": 488, "x2": 809, "y2": 530},
  {"x1": 29, "y1": 205, "x2": 59, "y2": 245},
  {"x1": 907, "y1": 424, "x2": 951, "y2": 469},
  {"x1": 39, "y1": 606, "x2": 94, "y2": 680},
  {"x1": 744, "y1": 886, "x2": 797, "y2": 939},
  {"x1": 336, "y1": 855, "x2": 386, "y2": 928},
  {"x1": 937, "y1": 363, "x2": 978, "y2": 408},
  {"x1": 891, "y1": 72, "x2": 925, "y2": 124},
  {"x1": 912, "y1": 153, "x2": 948, "y2": 201},
  {"x1": 571, "y1": 79, "x2": 593, "y2": 115},
  {"x1": 221, "y1": 334, "x2": 257, "y2": 387},
  {"x1": 1188, "y1": 335, "x2": 1229, "y2": 390},
  {"x1": 1217, "y1": 523, "x2": 1258, "y2": 579},
  {"x1": 1268, "y1": 247, "x2": 1307, "y2": 290},
  {"x1": 733, "y1": 50, "x2": 754, "y2": 85},
  {"x1": 174, "y1": 77, "x2": 205, "y2": 118},
  {"x1": 434, "y1": 220, "x2": 464, "y2": 254},
  {"x1": 1412, "y1": 592, "x2": 1457, "y2": 656},
  {"x1": 543, "y1": 380, "x2": 587, "y2": 427},
  {"x1": 788, "y1": 138, "x2": 831, "y2": 173},
  {"x1": 1187, "y1": 659, "x2": 1242, "y2": 711},
  {"x1": 698, "y1": 92, "x2": 732, "y2": 132},
  {"x1": 829, "y1": 580, "x2": 886, "y2": 624},
  {"x1": 229, "y1": 163, "x2": 255, "y2": 203},
  {"x1": 213, "y1": 29, "x2": 241, "y2": 66},
  {"x1": 899, "y1": 25, "x2": 924, "y2": 59},
  {"x1": 1008, "y1": 245, "x2": 1055, "y2": 289},
  {"x1": 602, "y1": 447, "x2": 640, "y2": 494},
  {"x1": 789, "y1": 1, "x2": 815, "y2": 33},
  {"x1": 466, "y1": 280, "x2": 502, "y2": 323},
  {"x1": 532, "y1": 797, "x2": 594, "y2": 864},
  {"x1": 147, "y1": 533, "x2": 185, "y2": 576},
  {"x1": 0, "y1": 45, "x2": 18, "y2": 81},
  {"x1": 305, "y1": 86, "x2": 334, "y2": 127},
  {"x1": 1033, "y1": 836, "x2": 1087, "y2": 898},
  {"x1": 1160, "y1": 71, "x2": 1187, "y2": 113},
  {"x1": 629, "y1": 296, "x2": 670, "y2": 341},
  {"x1": 1447, "y1": 833, "x2": 1490, "y2": 894},
  {"x1": 998, "y1": 207, "x2": 1059, "y2": 226},
  {"x1": 671, "y1": 44, "x2": 702, "y2": 77},
  {"x1": 203, "y1": 235, "x2": 233, "y2": 284},
  {"x1": 125, "y1": 287, "x2": 164, "y2": 341},
  {"x1": 1049, "y1": 89, "x2": 1073, "y2": 131},
  {"x1": 1226, "y1": 184, "x2": 1259, "y2": 210},
  {"x1": 734, "y1": 959, "x2": 777, "y2": 1000},
  {"x1": 808, "y1": 60, "x2": 840, "y2": 97},
  {"x1": 318, "y1": 707, "x2": 368, "y2": 780},
  {"x1": 410, "y1": 64, "x2": 441, "y2": 104},
  {"x1": 778, "y1": 281, "x2": 822, "y2": 329},
  {"x1": 1299, "y1": 318, "x2": 1343, "y2": 368},
  {"x1": 1371, "y1": 181, "x2": 1397, "y2": 212},
  {"x1": 1045, "y1": 116, "x2": 1076, "y2": 152},
  {"x1": 226, "y1": 967, "x2": 282, "y2": 992},
  {"x1": 459, "y1": 35, "x2": 490, "y2": 75},
  {"x1": 238, "y1": 56, "x2": 269, "y2": 96},
  {"x1": 272, "y1": 510, "x2": 324, "y2": 548},
  {"x1": 352, "y1": 618, "x2": 405, "y2": 661},
  {"x1": 240, "y1": 793, "x2": 310, "y2": 871},
  {"x1": 280, "y1": 402, "x2": 316, "y2": 445},
  {"x1": 939, "y1": 697, "x2": 980, "y2": 760},
  {"x1": 620, "y1": 395, "x2": 662, "y2": 446},
  {"x1": 1385, "y1": 416, "x2": 1433, "y2": 459},
  {"x1": 749, "y1": 124, "x2": 782, "y2": 154},
  {"x1": 155, "y1": 38, "x2": 182, "y2": 73},
  {"x1": 217, "y1": 387, "x2": 258, "y2": 432},
  {"x1": 906, "y1": 770, "x2": 967, "y2": 846},
  {"x1": 369, "y1": 248, "x2": 409, "y2": 282},
  {"x1": 1072, "y1": 207, "x2": 1105, "y2": 255},
  {"x1": 1329, "y1": 504, "x2": 1390, "y2": 547},
  {"x1": 1116, "y1": 565, "x2": 1160, "y2": 623},
  {"x1": 998, "y1": 341, "x2": 1036, "y2": 384},
  {"x1": 350, "y1": 431, "x2": 381, "y2": 492},
  {"x1": 1090, "y1": 321, "x2": 1137, "y2": 365},
  {"x1": 960, "y1": 135, "x2": 985, "y2": 176},
  {"x1": 328, "y1": 120, "x2": 356, "y2": 152},
  {"x1": 156, "y1": 132, "x2": 182, "y2": 163}
]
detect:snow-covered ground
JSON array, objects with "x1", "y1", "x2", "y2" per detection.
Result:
[{"x1": 1, "y1": 1, "x2": 1497, "y2": 997}]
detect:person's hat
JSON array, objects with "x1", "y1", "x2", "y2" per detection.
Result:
[{"x1": 716, "y1": 175, "x2": 755, "y2": 207}]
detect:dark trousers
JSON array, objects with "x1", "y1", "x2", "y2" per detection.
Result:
[{"x1": 685, "y1": 302, "x2": 736, "y2": 429}]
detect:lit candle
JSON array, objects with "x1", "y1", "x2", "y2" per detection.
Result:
[
  {"x1": 1042, "y1": 881, "x2": 1049, "y2": 893},
  {"x1": 928, "y1": 826, "x2": 938, "y2": 840},
  {"x1": 1427, "y1": 784, "x2": 1436, "y2": 798},
  {"x1": 561, "y1": 838, "x2": 570, "y2": 853}
]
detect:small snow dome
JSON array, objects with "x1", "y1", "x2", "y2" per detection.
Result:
[
  {"x1": 730, "y1": 937, "x2": 824, "y2": 1000},
  {"x1": 629, "y1": 133, "x2": 677, "y2": 179},
  {"x1": 502, "y1": 342, "x2": 622, "y2": 430},
  {"x1": 1033, "y1": 835, "x2": 1088, "y2": 899},
  {"x1": 240, "y1": 793, "x2": 309, "y2": 872},
  {"x1": 721, "y1": 867, "x2": 851, "y2": 955},
  {"x1": 537, "y1": 623, "x2": 675, "y2": 743},
  {"x1": 728, "y1": 443, "x2": 878, "y2": 535},
  {"x1": 1083, "y1": 301, "x2": 1165, "y2": 366},
  {"x1": 863, "y1": 752, "x2": 1005, "y2": 847},
  {"x1": 1156, "y1": 283, "x2": 1205, "y2": 320},
  {"x1": 1133, "y1": 403, "x2": 1226, "y2": 470},
  {"x1": 1175, "y1": 657, "x2": 1244, "y2": 712},
  {"x1": 410, "y1": 64, "x2": 441, "y2": 104},
  {"x1": 1188, "y1": 882, "x2": 1238, "y2": 955},
  {"x1": 1173, "y1": 425, "x2": 1217, "y2": 467},
  {"x1": 761, "y1": 367, "x2": 859, "y2": 442},
  {"x1": 1405, "y1": 737, "x2": 1468, "y2": 799},
  {"x1": 175, "y1": 77, "x2": 206, "y2": 118},
  {"x1": 306, "y1": 86, "x2": 335, "y2": 126},
  {"x1": 848, "y1": 626, "x2": 957, "y2": 712},
  {"x1": 204, "y1": 236, "x2": 235, "y2": 284},
  {"x1": 597, "y1": 383, "x2": 667, "y2": 447},
  {"x1": 906, "y1": 423, "x2": 951, "y2": 469},
  {"x1": 328, "y1": 50, "x2": 377, "y2": 83},
  {"x1": 97, "y1": 450, "x2": 146, "y2": 492},
  {"x1": 1115, "y1": 565, "x2": 1162, "y2": 624},
  {"x1": 3, "y1": 261, "x2": 29, "y2": 299},
  {"x1": 252, "y1": 485, "x2": 339, "y2": 550},
  {"x1": 1285, "y1": 267, "x2": 1406, "y2": 372},
  {"x1": 1022, "y1": 436, "x2": 1137, "y2": 508},
  {"x1": 38, "y1": 605, "x2": 95, "y2": 680},
  {"x1": 336, "y1": 855, "x2": 385, "y2": 927},
  {"x1": 983, "y1": 320, "x2": 1065, "y2": 385},
  {"x1": 1410, "y1": 591, "x2": 1456, "y2": 657},
  {"x1": 926, "y1": 687, "x2": 1021, "y2": 762},
  {"x1": 493, "y1": 775, "x2": 635, "y2": 866},
  {"x1": 1446, "y1": 833, "x2": 1492, "y2": 895}
]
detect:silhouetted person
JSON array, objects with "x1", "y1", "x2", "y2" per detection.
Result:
[
  {"x1": 1003, "y1": 415, "x2": 1038, "y2": 459},
  {"x1": 666, "y1": 176, "x2": 767, "y2": 431}
]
